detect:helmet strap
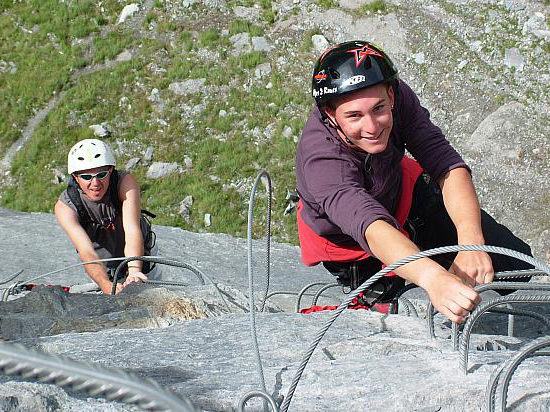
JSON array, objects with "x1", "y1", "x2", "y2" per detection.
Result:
[{"x1": 321, "y1": 104, "x2": 355, "y2": 147}]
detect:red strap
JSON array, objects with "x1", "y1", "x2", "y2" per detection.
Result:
[
  {"x1": 24, "y1": 284, "x2": 71, "y2": 293},
  {"x1": 300, "y1": 302, "x2": 392, "y2": 315}
]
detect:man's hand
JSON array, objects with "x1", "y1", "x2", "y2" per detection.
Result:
[
  {"x1": 449, "y1": 250, "x2": 494, "y2": 287},
  {"x1": 123, "y1": 272, "x2": 148, "y2": 287},
  {"x1": 421, "y1": 267, "x2": 481, "y2": 324}
]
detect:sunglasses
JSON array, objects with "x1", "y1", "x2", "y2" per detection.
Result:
[{"x1": 77, "y1": 170, "x2": 110, "y2": 181}]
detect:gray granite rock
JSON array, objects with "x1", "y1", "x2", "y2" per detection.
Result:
[
  {"x1": 88, "y1": 123, "x2": 111, "y2": 138},
  {"x1": 504, "y1": 47, "x2": 525, "y2": 71},
  {"x1": 311, "y1": 34, "x2": 329, "y2": 55},
  {"x1": 146, "y1": 162, "x2": 180, "y2": 179},
  {"x1": 252, "y1": 36, "x2": 271, "y2": 52},
  {"x1": 255, "y1": 62, "x2": 272, "y2": 79},
  {"x1": 0, "y1": 286, "x2": 206, "y2": 340},
  {"x1": 124, "y1": 157, "x2": 140, "y2": 171},
  {"x1": 1, "y1": 209, "x2": 550, "y2": 411},
  {"x1": 230, "y1": 32, "x2": 252, "y2": 55},
  {"x1": 2, "y1": 310, "x2": 549, "y2": 411},
  {"x1": 117, "y1": 4, "x2": 139, "y2": 24},
  {"x1": 178, "y1": 195, "x2": 194, "y2": 223},
  {"x1": 168, "y1": 79, "x2": 206, "y2": 96}
]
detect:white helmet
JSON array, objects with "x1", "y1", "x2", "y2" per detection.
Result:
[{"x1": 67, "y1": 139, "x2": 116, "y2": 174}]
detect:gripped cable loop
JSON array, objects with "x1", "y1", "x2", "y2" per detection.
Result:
[
  {"x1": 450, "y1": 282, "x2": 550, "y2": 350},
  {"x1": 246, "y1": 170, "x2": 272, "y2": 407},
  {"x1": 112, "y1": 256, "x2": 206, "y2": 291},
  {"x1": 280, "y1": 245, "x2": 550, "y2": 412},
  {"x1": 459, "y1": 294, "x2": 550, "y2": 375},
  {"x1": 110, "y1": 256, "x2": 231, "y2": 311},
  {"x1": 0, "y1": 342, "x2": 198, "y2": 411},
  {"x1": 485, "y1": 336, "x2": 550, "y2": 412},
  {"x1": 426, "y1": 270, "x2": 549, "y2": 339}
]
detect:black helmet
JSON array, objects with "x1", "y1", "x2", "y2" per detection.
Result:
[{"x1": 311, "y1": 40, "x2": 398, "y2": 106}]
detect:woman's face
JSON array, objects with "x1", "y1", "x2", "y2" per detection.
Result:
[
  {"x1": 74, "y1": 166, "x2": 112, "y2": 202},
  {"x1": 325, "y1": 83, "x2": 395, "y2": 154}
]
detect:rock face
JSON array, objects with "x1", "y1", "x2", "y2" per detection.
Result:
[
  {"x1": 1, "y1": 208, "x2": 550, "y2": 411},
  {"x1": 0, "y1": 286, "x2": 207, "y2": 340}
]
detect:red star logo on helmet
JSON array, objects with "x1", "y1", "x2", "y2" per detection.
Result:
[{"x1": 348, "y1": 45, "x2": 383, "y2": 68}]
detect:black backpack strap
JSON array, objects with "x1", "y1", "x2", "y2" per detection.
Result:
[
  {"x1": 109, "y1": 169, "x2": 121, "y2": 211},
  {"x1": 141, "y1": 209, "x2": 156, "y2": 219},
  {"x1": 67, "y1": 176, "x2": 92, "y2": 225}
]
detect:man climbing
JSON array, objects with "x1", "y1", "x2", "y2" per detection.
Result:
[
  {"x1": 55, "y1": 139, "x2": 160, "y2": 294},
  {"x1": 296, "y1": 40, "x2": 533, "y2": 322}
]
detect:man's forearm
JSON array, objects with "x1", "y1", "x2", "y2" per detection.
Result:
[
  {"x1": 79, "y1": 251, "x2": 112, "y2": 292},
  {"x1": 124, "y1": 231, "x2": 144, "y2": 274},
  {"x1": 365, "y1": 220, "x2": 445, "y2": 289},
  {"x1": 439, "y1": 168, "x2": 484, "y2": 244}
]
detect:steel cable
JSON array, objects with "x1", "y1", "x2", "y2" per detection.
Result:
[
  {"x1": 0, "y1": 258, "x2": 131, "y2": 301},
  {"x1": 0, "y1": 342, "x2": 198, "y2": 411},
  {"x1": 485, "y1": 336, "x2": 550, "y2": 412},
  {"x1": 259, "y1": 172, "x2": 272, "y2": 313},
  {"x1": 459, "y1": 295, "x2": 550, "y2": 374},
  {"x1": 295, "y1": 282, "x2": 333, "y2": 313},
  {"x1": 237, "y1": 389, "x2": 279, "y2": 412},
  {"x1": 110, "y1": 256, "x2": 230, "y2": 311},
  {"x1": 397, "y1": 297, "x2": 418, "y2": 317},
  {"x1": 0, "y1": 269, "x2": 24, "y2": 286},
  {"x1": 426, "y1": 270, "x2": 549, "y2": 339},
  {"x1": 246, "y1": 170, "x2": 273, "y2": 409},
  {"x1": 280, "y1": 245, "x2": 550, "y2": 412},
  {"x1": 451, "y1": 282, "x2": 550, "y2": 350},
  {"x1": 311, "y1": 283, "x2": 341, "y2": 306}
]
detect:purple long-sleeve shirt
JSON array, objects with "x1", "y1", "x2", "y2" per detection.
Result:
[{"x1": 296, "y1": 79, "x2": 469, "y2": 254}]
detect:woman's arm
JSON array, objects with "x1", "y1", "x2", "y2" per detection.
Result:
[
  {"x1": 365, "y1": 219, "x2": 480, "y2": 323},
  {"x1": 54, "y1": 200, "x2": 121, "y2": 294},
  {"x1": 439, "y1": 167, "x2": 494, "y2": 285}
]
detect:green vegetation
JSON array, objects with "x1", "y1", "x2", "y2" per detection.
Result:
[
  {"x1": 357, "y1": 0, "x2": 388, "y2": 15},
  {"x1": 316, "y1": 0, "x2": 338, "y2": 9},
  {"x1": 0, "y1": 0, "x2": 126, "y2": 154},
  {"x1": 0, "y1": 4, "x2": 315, "y2": 244},
  {"x1": 229, "y1": 19, "x2": 264, "y2": 36}
]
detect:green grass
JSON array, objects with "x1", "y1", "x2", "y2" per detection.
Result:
[
  {"x1": 357, "y1": 0, "x2": 388, "y2": 15},
  {"x1": 1, "y1": 4, "x2": 311, "y2": 244},
  {"x1": 229, "y1": 19, "x2": 264, "y2": 36},
  {"x1": 316, "y1": 0, "x2": 338, "y2": 9},
  {"x1": 0, "y1": 0, "x2": 128, "y2": 154}
]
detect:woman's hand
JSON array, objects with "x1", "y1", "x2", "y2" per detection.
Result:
[{"x1": 450, "y1": 250, "x2": 494, "y2": 286}]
